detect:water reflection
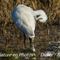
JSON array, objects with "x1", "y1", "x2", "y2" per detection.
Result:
[{"x1": 40, "y1": 41, "x2": 60, "y2": 58}]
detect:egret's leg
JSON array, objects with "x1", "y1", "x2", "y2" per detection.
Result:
[
  {"x1": 29, "y1": 38, "x2": 35, "y2": 52},
  {"x1": 23, "y1": 34, "x2": 26, "y2": 48}
]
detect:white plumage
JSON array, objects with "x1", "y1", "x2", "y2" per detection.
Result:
[{"x1": 12, "y1": 4, "x2": 47, "y2": 52}]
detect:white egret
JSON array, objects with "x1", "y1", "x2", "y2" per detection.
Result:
[{"x1": 11, "y1": 4, "x2": 47, "y2": 52}]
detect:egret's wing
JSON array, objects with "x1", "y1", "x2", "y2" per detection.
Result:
[
  {"x1": 18, "y1": 12, "x2": 35, "y2": 37},
  {"x1": 12, "y1": 9, "x2": 35, "y2": 37}
]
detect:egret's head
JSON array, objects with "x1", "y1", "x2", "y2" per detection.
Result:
[{"x1": 36, "y1": 10, "x2": 48, "y2": 23}]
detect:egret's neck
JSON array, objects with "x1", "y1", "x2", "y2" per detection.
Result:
[
  {"x1": 33, "y1": 10, "x2": 42, "y2": 16},
  {"x1": 33, "y1": 10, "x2": 48, "y2": 22}
]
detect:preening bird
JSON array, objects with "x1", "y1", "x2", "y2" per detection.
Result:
[{"x1": 12, "y1": 4, "x2": 47, "y2": 52}]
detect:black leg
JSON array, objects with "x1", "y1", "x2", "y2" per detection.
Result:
[
  {"x1": 23, "y1": 34, "x2": 26, "y2": 48},
  {"x1": 29, "y1": 38, "x2": 32, "y2": 47},
  {"x1": 29, "y1": 38, "x2": 35, "y2": 52}
]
